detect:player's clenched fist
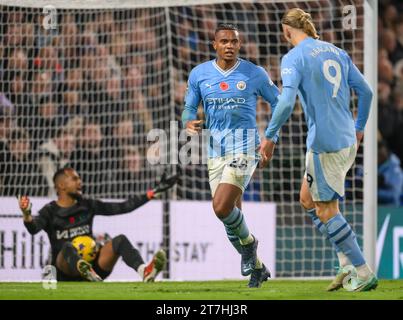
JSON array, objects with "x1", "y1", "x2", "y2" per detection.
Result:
[{"x1": 17, "y1": 195, "x2": 32, "y2": 222}]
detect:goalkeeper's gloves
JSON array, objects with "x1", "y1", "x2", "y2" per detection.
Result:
[
  {"x1": 17, "y1": 195, "x2": 32, "y2": 219},
  {"x1": 147, "y1": 171, "x2": 179, "y2": 199}
]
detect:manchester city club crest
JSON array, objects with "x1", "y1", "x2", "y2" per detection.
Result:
[{"x1": 236, "y1": 81, "x2": 246, "y2": 90}]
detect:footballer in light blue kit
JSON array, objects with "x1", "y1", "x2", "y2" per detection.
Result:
[
  {"x1": 182, "y1": 23, "x2": 279, "y2": 288},
  {"x1": 262, "y1": 8, "x2": 377, "y2": 291}
]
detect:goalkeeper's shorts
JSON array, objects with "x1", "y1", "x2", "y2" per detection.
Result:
[
  {"x1": 304, "y1": 143, "x2": 357, "y2": 202},
  {"x1": 208, "y1": 153, "x2": 260, "y2": 197}
]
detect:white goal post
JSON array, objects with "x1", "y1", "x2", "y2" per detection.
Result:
[{"x1": 363, "y1": 0, "x2": 378, "y2": 273}]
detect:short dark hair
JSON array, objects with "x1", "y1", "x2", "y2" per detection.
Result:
[
  {"x1": 215, "y1": 23, "x2": 238, "y2": 35},
  {"x1": 52, "y1": 167, "x2": 73, "y2": 186}
]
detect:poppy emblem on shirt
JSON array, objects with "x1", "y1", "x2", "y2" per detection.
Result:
[
  {"x1": 69, "y1": 217, "x2": 75, "y2": 224},
  {"x1": 220, "y1": 82, "x2": 229, "y2": 91},
  {"x1": 236, "y1": 81, "x2": 246, "y2": 90}
]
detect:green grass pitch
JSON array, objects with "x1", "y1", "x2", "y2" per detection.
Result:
[{"x1": 1, "y1": 280, "x2": 402, "y2": 300}]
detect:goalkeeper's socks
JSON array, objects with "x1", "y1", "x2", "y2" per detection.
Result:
[
  {"x1": 220, "y1": 207, "x2": 250, "y2": 242},
  {"x1": 325, "y1": 212, "x2": 366, "y2": 267},
  {"x1": 308, "y1": 209, "x2": 351, "y2": 267},
  {"x1": 61, "y1": 242, "x2": 81, "y2": 273},
  {"x1": 112, "y1": 235, "x2": 144, "y2": 271}
]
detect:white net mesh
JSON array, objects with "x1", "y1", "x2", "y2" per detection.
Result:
[
  {"x1": 0, "y1": 5, "x2": 171, "y2": 198},
  {"x1": 0, "y1": 0, "x2": 367, "y2": 277}
]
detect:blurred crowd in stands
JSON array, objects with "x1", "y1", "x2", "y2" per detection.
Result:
[
  {"x1": 0, "y1": 8, "x2": 169, "y2": 198},
  {"x1": 0, "y1": 1, "x2": 401, "y2": 206}
]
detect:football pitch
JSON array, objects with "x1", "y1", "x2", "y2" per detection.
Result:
[{"x1": 0, "y1": 280, "x2": 402, "y2": 300}]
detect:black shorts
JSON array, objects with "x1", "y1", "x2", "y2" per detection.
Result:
[{"x1": 56, "y1": 251, "x2": 112, "y2": 282}]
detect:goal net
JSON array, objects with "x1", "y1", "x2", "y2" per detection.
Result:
[{"x1": 0, "y1": 0, "x2": 372, "y2": 278}]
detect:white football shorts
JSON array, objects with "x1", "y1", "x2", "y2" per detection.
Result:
[
  {"x1": 305, "y1": 144, "x2": 357, "y2": 202},
  {"x1": 207, "y1": 153, "x2": 260, "y2": 197}
]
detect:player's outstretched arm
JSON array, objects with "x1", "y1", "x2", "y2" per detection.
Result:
[
  {"x1": 265, "y1": 87, "x2": 297, "y2": 141},
  {"x1": 147, "y1": 171, "x2": 179, "y2": 199},
  {"x1": 92, "y1": 171, "x2": 179, "y2": 216}
]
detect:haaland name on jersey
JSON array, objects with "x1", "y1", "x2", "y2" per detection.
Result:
[{"x1": 309, "y1": 44, "x2": 341, "y2": 58}]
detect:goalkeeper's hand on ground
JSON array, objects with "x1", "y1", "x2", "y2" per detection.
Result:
[
  {"x1": 17, "y1": 195, "x2": 32, "y2": 220},
  {"x1": 147, "y1": 171, "x2": 179, "y2": 199}
]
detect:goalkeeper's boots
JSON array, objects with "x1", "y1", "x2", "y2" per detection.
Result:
[
  {"x1": 77, "y1": 259, "x2": 102, "y2": 282},
  {"x1": 347, "y1": 273, "x2": 378, "y2": 292},
  {"x1": 143, "y1": 249, "x2": 167, "y2": 282},
  {"x1": 240, "y1": 236, "x2": 258, "y2": 276},
  {"x1": 248, "y1": 263, "x2": 271, "y2": 288},
  {"x1": 326, "y1": 265, "x2": 353, "y2": 291}
]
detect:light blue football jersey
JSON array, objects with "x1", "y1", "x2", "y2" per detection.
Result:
[
  {"x1": 183, "y1": 58, "x2": 279, "y2": 158},
  {"x1": 279, "y1": 37, "x2": 372, "y2": 153}
]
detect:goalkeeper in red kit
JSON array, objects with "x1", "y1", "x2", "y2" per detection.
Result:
[{"x1": 18, "y1": 167, "x2": 178, "y2": 282}]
